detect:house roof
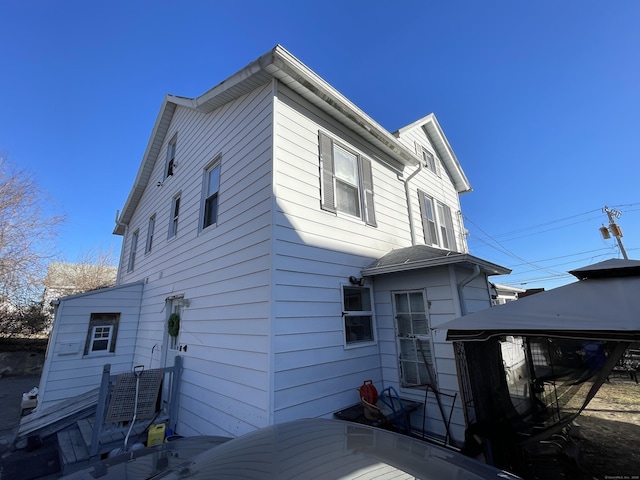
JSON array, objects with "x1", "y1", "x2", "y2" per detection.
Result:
[
  {"x1": 114, "y1": 45, "x2": 464, "y2": 234},
  {"x1": 394, "y1": 114, "x2": 471, "y2": 194},
  {"x1": 361, "y1": 244, "x2": 510, "y2": 277},
  {"x1": 444, "y1": 258, "x2": 640, "y2": 342}
]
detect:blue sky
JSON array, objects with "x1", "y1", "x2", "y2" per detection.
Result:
[{"x1": 1, "y1": 1, "x2": 638, "y2": 290}]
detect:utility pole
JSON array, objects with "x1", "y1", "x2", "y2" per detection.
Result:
[{"x1": 600, "y1": 206, "x2": 629, "y2": 260}]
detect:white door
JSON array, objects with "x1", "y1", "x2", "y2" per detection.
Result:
[{"x1": 160, "y1": 299, "x2": 182, "y2": 416}]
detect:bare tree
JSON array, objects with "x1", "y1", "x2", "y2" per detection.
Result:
[
  {"x1": 44, "y1": 248, "x2": 117, "y2": 296},
  {"x1": 0, "y1": 154, "x2": 64, "y2": 311},
  {"x1": 41, "y1": 248, "x2": 118, "y2": 322}
]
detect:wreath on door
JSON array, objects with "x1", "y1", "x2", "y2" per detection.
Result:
[{"x1": 168, "y1": 313, "x2": 180, "y2": 337}]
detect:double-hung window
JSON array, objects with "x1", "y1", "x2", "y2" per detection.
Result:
[
  {"x1": 202, "y1": 159, "x2": 221, "y2": 229},
  {"x1": 127, "y1": 230, "x2": 138, "y2": 272},
  {"x1": 166, "y1": 135, "x2": 177, "y2": 178},
  {"x1": 342, "y1": 286, "x2": 375, "y2": 345},
  {"x1": 169, "y1": 194, "x2": 180, "y2": 239},
  {"x1": 417, "y1": 143, "x2": 441, "y2": 176},
  {"x1": 146, "y1": 215, "x2": 155, "y2": 254},
  {"x1": 394, "y1": 291, "x2": 436, "y2": 387},
  {"x1": 84, "y1": 313, "x2": 120, "y2": 355},
  {"x1": 418, "y1": 190, "x2": 456, "y2": 251},
  {"x1": 319, "y1": 132, "x2": 376, "y2": 226}
]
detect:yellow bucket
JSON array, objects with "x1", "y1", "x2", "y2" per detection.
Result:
[{"x1": 147, "y1": 423, "x2": 166, "y2": 447}]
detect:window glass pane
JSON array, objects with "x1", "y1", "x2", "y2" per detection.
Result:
[
  {"x1": 336, "y1": 181, "x2": 360, "y2": 217},
  {"x1": 396, "y1": 313, "x2": 411, "y2": 335},
  {"x1": 92, "y1": 339, "x2": 109, "y2": 351},
  {"x1": 345, "y1": 315, "x2": 373, "y2": 343},
  {"x1": 412, "y1": 314, "x2": 429, "y2": 335},
  {"x1": 395, "y1": 293, "x2": 409, "y2": 312},
  {"x1": 208, "y1": 165, "x2": 220, "y2": 196},
  {"x1": 409, "y1": 292, "x2": 425, "y2": 313},
  {"x1": 344, "y1": 287, "x2": 371, "y2": 311},
  {"x1": 204, "y1": 194, "x2": 218, "y2": 227},
  {"x1": 174, "y1": 197, "x2": 180, "y2": 217},
  {"x1": 333, "y1": 145, "x2": 358, "y2": 185}
]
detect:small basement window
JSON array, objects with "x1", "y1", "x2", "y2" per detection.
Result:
[{"x1": 84, "y1": 313, "x2": 120, "y2": 355}]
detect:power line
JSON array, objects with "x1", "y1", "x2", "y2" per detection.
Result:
[{"x1": 464, "y1": 217, "x2": 563, "y2": 277}]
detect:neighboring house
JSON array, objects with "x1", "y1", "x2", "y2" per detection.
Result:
[
  {"x1": 35, "y1": 45, "x2": 509, "y2": 447},
  {"x1": 491, "y1": 283, "x2": 526, "y2": 306},
  {"x1": 42, "y1": 262, "x2": 118, "y2": 320}
]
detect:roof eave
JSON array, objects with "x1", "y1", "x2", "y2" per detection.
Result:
[
  {"x1": 114, "y1": 45, "x2": 421, "y2": 234},
  {"x1": 114, "y1": 97, "x2": 177, "y2": 235},
  {"x1": 362, "y1": 253, "x2": 510, "y2": 277}
]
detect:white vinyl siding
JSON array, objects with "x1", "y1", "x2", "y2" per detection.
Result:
[
  {"x1": 35, "y1": 282, "x2": 143, "y2": 411},
  {"x1": 118, "y1": 84, "x2": 274, "y2": 438},
  {"x1": 373, "y1": 267, "x2": 469, "y2": 444},
  {"x1": 109, "y1": 72, "x2": 471, "y2": 445},
  {"x1": 270, "y1": 84, "x2": 411, "y2": 425}
]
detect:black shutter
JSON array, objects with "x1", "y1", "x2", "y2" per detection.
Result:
[
  {"x1": 361, "y1": 158, "x2": 377, "y2": 227},
  {"x1": 418, "y1": 190, "x2": 432, "y2": 244},
  {"x1": 318, "y1": 132, "x2": 336, "y2": 213}
]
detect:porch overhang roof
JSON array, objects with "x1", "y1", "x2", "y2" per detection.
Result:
[
  {"x1": 114, "y1": 45, "x2": 422, "y2": 235},
  {"x1": 361, "y1": 245, "x2": 510, "y2": 277}
]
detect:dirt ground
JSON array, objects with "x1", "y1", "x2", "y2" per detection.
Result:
[{"x1": 574, "y1": 375, "x2": 640, "y2": 479}]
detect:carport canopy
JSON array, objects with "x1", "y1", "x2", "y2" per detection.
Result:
[{"x1": 444, "y1": 258, "x2": 640, "y2": 342}]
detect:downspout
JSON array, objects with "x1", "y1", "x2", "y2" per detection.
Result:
[
  {"x1": 401, "y1": 163, "x2": 423, "y2": 245},
  {"x1": 457, "y1": 264, "x2": 480, "y2": 316}
]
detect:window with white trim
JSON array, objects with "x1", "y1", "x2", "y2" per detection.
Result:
[
  {"x1": 342, "y1": 286, "x2": 375, "y2": 345},
  {"x1": 319, "y1": 132, "x2": 376, "y2": 226},
  {"x1": 165, "y1": 134, "x2": 177, "y2": 178},
  {"x1": 127, "y1": 230, "x2": 138, "y2": 272},
  {"x1": 146, "y1": 215, "x2": 155, "y2": 254},
  {"x1": 84, "y1": 313, "x2": 120, "y2": 355},
  {"x1": 394, "y1": 291, "x2": 436, "y2": 387},
  {"x1": 416, "y1": 143, "x2": 441, "y2": 176},
  {"x1": 418, "y1": 190, "x2": 457, "y2": 251},
  {"x1": 168, "y1": 194, "x2": 180, "y2": 239},
  {"x1": 202, "y1": 159, "x2": 221, "y2": 229}
]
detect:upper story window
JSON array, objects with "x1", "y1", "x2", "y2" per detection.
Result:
[
  {"x1": 127, "y1": 230, "x2": 138, "y2": 272},
  {"x1": 418, "y1": 190, "x2": 456, "y2": 251},
  {"x1": 319, "y1": 132, "x2": 376, "y2": 227},
  {"x1": 169, "y1": 194, "x2": 181, "y2": 239},
  {"x1": 165, "y1": 134, "x2": 177, "y2": 178},
  {"x1": 202, "y1": 159, "x2": 221, "y2": 229},
  {"x1": 84, "y1": 313, "x2": 120, "y2": 356},
  {"x1": 145, "y1": 215, "x2": 155, "y2": 254},
  {"x1": 342, "y1": 285, "x2": 375, "y2": 346},
  {"x1": 416, "y1": 143, "x2": 441, "y2": 176}
]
